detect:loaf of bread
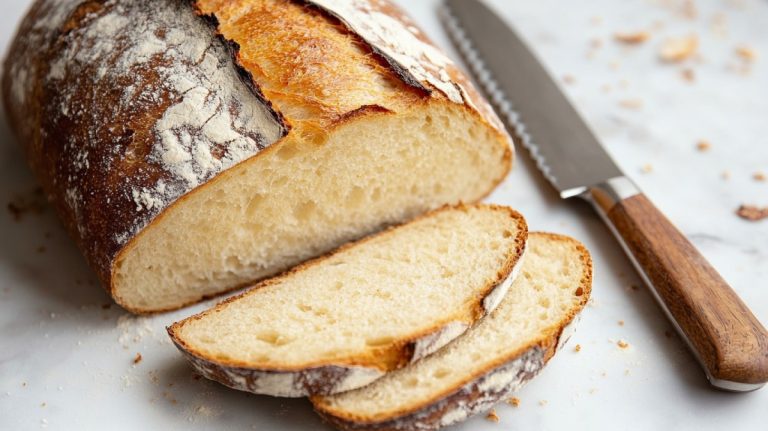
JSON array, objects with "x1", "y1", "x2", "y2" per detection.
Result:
[
  {"x1": 2, "y1": 0, "x2": 512, "y2": 313},
  {"x1": 168, "y1": 204, "x2": 528, "y2": 397},
  {"x1": 312, "y1": 233, "x2": 592, "y2": 430}
]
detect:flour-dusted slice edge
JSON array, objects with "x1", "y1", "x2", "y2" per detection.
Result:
[
  {"x1": 312, "y1": 233, "x2": 593, "y2": 430},
  {"x1": 167, "y1": 204, "x2": 528, "y2": 397}
]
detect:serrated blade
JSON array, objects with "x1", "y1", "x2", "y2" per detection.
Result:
[{"x1": 442, "y1": 0, "x2": 624, "y2": 198}]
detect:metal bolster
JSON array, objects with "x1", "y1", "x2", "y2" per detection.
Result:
[{"x1": 580, "y1": 176, "x2": 641, "y2": 212}]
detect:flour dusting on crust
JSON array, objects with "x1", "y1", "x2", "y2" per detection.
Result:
[
  {"x1": 6, "y1": 0, "x2": 285, "y2": 277},
  {"x1": 307, "y1": 0, "x2": 462, "y2": 103}
]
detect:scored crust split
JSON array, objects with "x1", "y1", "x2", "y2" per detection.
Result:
[
  {"x1": 2, "y1": 0, "x2": 513, "y2": 313},
  {"x1": 168, "y1": 204, "x2": 528, "y2": 397}
]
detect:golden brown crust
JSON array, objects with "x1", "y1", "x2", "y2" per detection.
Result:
[
  {"x1": 166, "y1": 203, "x2": 528, "y2": 396},
  {"x1": 3, "y1": 0, "x2": 512, "y2": 313},
  {"x1": 310, "y1": 232, "x2": 593, "y2": 428}
]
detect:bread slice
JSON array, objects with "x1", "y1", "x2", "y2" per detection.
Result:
[
  {"x1": 4, "y1": 0, "x2": 511, "y2": 313},
  {"x1": 312, "y1": 232, "x2": 592, "y2": 431},
  {"x1": 168, "y1": 204, "x2": 527, "y2": 397}
]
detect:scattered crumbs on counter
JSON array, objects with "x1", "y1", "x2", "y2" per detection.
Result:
[
  {"x1": 617, "y1": 340, "x2": 630, "y2": 349},
  {"x1": 736, "y1": 205, "x2": 768, "y2": 221},
  {"x1": 122, "y1": 374, "x2": 138, "y2": 389},
  {"x1": 618, "y1": 320, "x2": 625, "y2": 326},
  {"x1": 753, "y1": 172, "x2": 766, "y2": 182},
  {"x1": 562, "y1": 74, "x2": 576, "y2": 85},
  {"x1": 574, "y1": 344, "x2": 582, "y2": 353},
  {"x1": 22, "y1": 382, "x2": 27, "y2": 388},
  {"x1": 6, "y1": 188, "x2": 47, "y2": 221},
  {"x1": 591, "y1": 38, "x2": 603, "y2": 49},
  {"x1": 485, "y1": 409, "x2": 500, "y2": 423},
  {"x1": 681, "y1": 68, "x2": 695, "y2": 82},
  {"x1": 163, "y1": 390, "x2": 178, "y2": 405},
  {"x1": 735, "y1": 45, "x2": 757, "y2": 62},
  {"x1": 641, "y1": 164, "x2": 654, "y2": 174},
  {"x1": 133, "y1": 352, "x2": 143, "y2": 365},
  {"x1": 659, "y1": 35, "x2": 698, "y2": 62},
  {"x1": 538, "y1": 400, "x2": 548, "y2": 407},
  {"x1": 609, "y1": 60, "x2": 621, "y2": 71},
  {"x1": 695, "y1": 140, "x2": 711, "y2": 152},
  {"x1": 619, "y1": 98, "x2": 643, "y2": 110},
  {"x1": 41, "y1": 402, "x2": 46, "y2": 407},
  {"x1": 721, "y1": 170, "x2": 731, "y2": 180},
  {"x1": 614, "y1": 31, "x2": 650, "y2": 45},
  {"x1": 601, "y1": 371, "x2": 608, "y2": 377},
  {"x1": 507, "y1": 397, "x2": 521, "y2": 407},
  {"x1": 681, "y1": 0, "x2": 698, "y2": 19}
]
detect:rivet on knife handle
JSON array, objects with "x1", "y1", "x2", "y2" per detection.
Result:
[{"x1": 587, "y1": 177, "x2": 768, "y2": 391}]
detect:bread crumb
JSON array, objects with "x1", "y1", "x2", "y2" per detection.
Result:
[
  {"x1": 619, "y1": 99, "x2": 643, "y2": 110},
  {"x1": 753, "y1": 172, "x2": 766, "y2": 182},
  {"x1": 40, "y1": 402, "x2": 46, "y2": 407},
  {"x1": 574, "y1": 344, "x2": 582, "y2": 352},
  {"x1": 617, "y1": 339, "x2": 630, "y2": 349},
  {"x1": 641, "y1": 164, "x2": 653, "y2": 174},
  {"x1": 681, "y1": 68, "x2": 695, "y2": 82},
  {"x1": 618, "y1": 320, "x2": 625, "y2": 326},
  {"x1": 485, "y1": 409, "x2": 500, "y2": 423},
  {"x1": 736, "y1": 205, "x2": 768, "y2": 221},
  {"x1": 721, "y1": 170, "x2": 731, "y2": 180},
  {"x1": 682, "y1": 0, "x2": 697, "y2": 19},
  {"x1": 696, "y1": 140, "x2": 711, "y2": 152},
  {"x1": 660, "y1": 35, "x2": 698, "y2": 62},
  {"x1": 507, "y1": 397, "x2": 521, "y2": 407},
  {"x1": 6, "y1": 188, "x2": 47, "y2": 221},
  {"x1": 21, "y1": 382, "x2": 27, "y2": 388},
  {"x1": 539, "y1": 400, "x2": 548, "y2": 406},
  {"x1": 614, "y1": 31, "x2": 650, "y2": 44},
  {"x1": 591, "y1": 38, "x2": 603, "y2": 49},
  {"x1": 735, "y1": 45, "x2": 756, "y2": 62},
  {"x1": 133, "y1": 353, "x2": 143, "y2": 365},
  {"x1": 562, "y1": 74, "x2": 576, "y2": 85},
  {"x1": 625, "y1": 369, "x2": 631, "y2": 376}
]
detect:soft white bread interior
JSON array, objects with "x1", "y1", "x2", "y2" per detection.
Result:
[
  {"x1": 114, "y1": 103, "x2": 510, "y2": 312},
  {"x1": 312, "y1": 232, "x2": 592, "y2": 430},
  {"x1": 168, "y1": 204, "x2": 527, "y2": 397}
]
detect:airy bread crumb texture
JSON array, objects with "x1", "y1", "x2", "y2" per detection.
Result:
[
  {"x1": 172, "y1": 205, "x2": 525, "y2": 371},
  {"x1": 314, "y1": 233, "x2": 590, "y2": 424},
  {"x1": 113, "y1": 102, "x2": 508, "y2": 311}
]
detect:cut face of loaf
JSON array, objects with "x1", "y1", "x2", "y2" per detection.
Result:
[
  {"x1": 312, "y1": 233, "x2": 592, "y2": 431},
  {"x1": 167, "y1": 204, "x2": 528, "y2": 397},
  {"x1": 2, "y1": 0, "x2": 511, "y2": 313}
]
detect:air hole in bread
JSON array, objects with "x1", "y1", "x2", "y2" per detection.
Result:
[{"x1": 366, "y1": 336, "x2": 395, "y2": 347}]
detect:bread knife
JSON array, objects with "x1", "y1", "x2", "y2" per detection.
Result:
[{"x1": 441, "y1": 0, "x2": 768, "y2": 391}]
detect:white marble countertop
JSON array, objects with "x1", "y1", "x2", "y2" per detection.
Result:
[{"x1": 1, "y1": 0, "x2": 767, "y2": 430}]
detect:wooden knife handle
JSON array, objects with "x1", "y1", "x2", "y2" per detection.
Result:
[{"x1": 604, "y1": 192, "x2": 768, "y2": 389}]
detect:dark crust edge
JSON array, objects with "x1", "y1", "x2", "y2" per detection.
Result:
[
  {"x1": 166, "y1": 203, "x2": 528, "y2": 396},
  {"x1": 311, "y1": 232, "x2": 594, "y2": 430}
]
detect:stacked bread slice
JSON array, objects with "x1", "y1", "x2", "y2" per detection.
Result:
[{"x1": 168, "y1": 205, "x2": 592, "y2": 430}]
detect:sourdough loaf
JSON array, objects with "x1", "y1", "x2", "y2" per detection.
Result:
[
  {"x1": 2, "y1": 0, "x2": 512, "y2": 313},
  {"x1": 312, "y1": 233, "x2": 592, "y2": 430},
  {"x1": 168, "y1": 204, "x2": 527, "y2": 397}
]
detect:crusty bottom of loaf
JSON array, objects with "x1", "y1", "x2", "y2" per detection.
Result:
[
  {"x1": 111, "y1": 100, "x2": 510, "y2": 312},
  {"x1": 311, "y1": 232, "x2": 592, "y2": 430}
]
